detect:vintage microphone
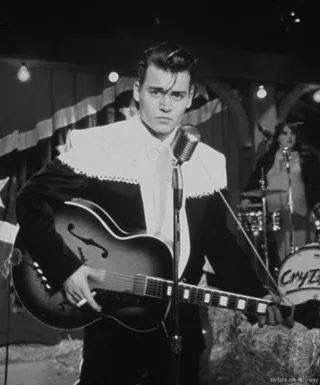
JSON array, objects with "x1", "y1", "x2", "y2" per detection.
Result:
[
  {"x1": 170, "y1": 124, "x2": 200, "y2": 385},
  {"x1": 171, "y1": 124, "x2": 201, "y2": 164},
  {"x1": 171, "y1": 124, "x2": 201, "y2": 208},
  {"x1": 282, "y1": 147, "x2": 291, "y2": 172}
]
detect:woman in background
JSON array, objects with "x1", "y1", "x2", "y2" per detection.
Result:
[
  {"x1": 244, "y1": 121, "x2": 320, "y2": 263},
  {"x1": 242, "y1": 121, "x2": 320, "y2": 328}
]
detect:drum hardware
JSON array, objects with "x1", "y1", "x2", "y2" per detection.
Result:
[
  {"x1": 237, "y1": 210, "x2": 263, "y2": 236},
  {"x1": 218, "y1": 190, "x2": 280, "y2": 296},
  {"x1": 259, "y1": 168, "x2": 269, "y2": 271},
  {"x1": 312, "y1": 203, "x2": 320, "y2": 244},
  {"x1": 237, "y1": 208, "x2": 281, "y2": 234},
  {"x1": 241, "y1": 189, "x2": 285, "y2": 199},
  {"x1": 243, "y1": 203, "x2": 263, "y2": 209},
  {"x1": 270, "y1": 211, "x2": 281, "y2": 232},
  {"x1": 238, "y1": 171, "x2": 284, "y2": 279}
]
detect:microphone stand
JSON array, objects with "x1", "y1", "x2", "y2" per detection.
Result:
[
  {"x1": 171, "y1": 163, "x2": 183, "y2": 385},
  {"x1": 259, "y1": 168, "x2": 269, "y2": 272},
  {"x1": 313, "y1": 204, "x2": 320, "y2": 245},
  {"x1": 169, "y1": 123, "x2": 200, "y2": 385},
  {"x1": 284, "y1": 149, "x2": 295, "y2": 254}
]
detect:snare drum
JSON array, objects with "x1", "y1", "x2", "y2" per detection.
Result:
[
  {"x1": 237, "y1": 209, "x2": 281, "y2": 234},
  {"x1": 278, "y1": 244, "x2": 320, "y2": 305}
]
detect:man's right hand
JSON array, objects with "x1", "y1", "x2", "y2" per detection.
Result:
[
  {"x1": 257, "y1": 293, "x2": 295, "y2": 328},
  {"x1": 63, "y1": 265, "x2": 105, "y2": 312}
]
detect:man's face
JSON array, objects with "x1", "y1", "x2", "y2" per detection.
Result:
[{"x1": 133, "y1": 64, "x2": 194, "y2": 139}]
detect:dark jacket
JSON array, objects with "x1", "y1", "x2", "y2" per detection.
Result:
[{"x1": 16, "y1": 117, "x2": 265, "y2": 299}]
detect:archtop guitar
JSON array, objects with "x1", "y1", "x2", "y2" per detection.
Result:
[{"x1": 12, "y1": 198, "x2": 291, "y2": 332}]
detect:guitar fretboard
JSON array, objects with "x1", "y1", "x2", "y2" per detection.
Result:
[{"x1": 133, "y1": 275, "x2": 270, "y2": 315}]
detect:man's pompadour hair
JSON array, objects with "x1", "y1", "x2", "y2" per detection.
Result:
[{"x1": 137, "y1": 42, "x2": 198, "y2": 85}]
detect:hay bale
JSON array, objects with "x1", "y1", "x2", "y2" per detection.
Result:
[{"x1": 205, "y1": 307, "x2": 320, "y2": 384}]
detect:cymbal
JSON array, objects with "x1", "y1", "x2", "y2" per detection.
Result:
[
  {"x1": 237, "y1": 203, "x2": 262, "y2": 210},
  {"x1": 241, "y1": 189, "x2": 286, "y2": 198}
]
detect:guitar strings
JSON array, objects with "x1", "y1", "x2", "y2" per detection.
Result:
[{"x1": 93, "y1": 271, "x2": 272, "y2": 312}]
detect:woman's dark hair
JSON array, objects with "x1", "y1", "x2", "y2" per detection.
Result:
[
  {"x1": 137, "y1": 42, "x2": 198, "y2": 86},
  {"x1": 268, "y1": 121, "x2": 303, "y2": 154},
  {"x1": 259, "y1": 121, "x2": 312, "y2": 171}
]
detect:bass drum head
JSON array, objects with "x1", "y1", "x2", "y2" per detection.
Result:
[{"x1": 277, "y1": 244, "x2": 320, "y2": 305}]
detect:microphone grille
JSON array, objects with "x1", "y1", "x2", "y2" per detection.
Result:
[{"x1": 172, "y1": 124, "x2": 201, "y2": 164}]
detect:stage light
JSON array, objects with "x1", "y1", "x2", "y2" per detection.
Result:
[
  {"x1": 17, "y1": 63, "x2": 31, "y2": 82},
  {"x1": 312, "y1": 89, "x2": 320, "y2": 103},
  {"x1": 256, "y1": 85, "x2": 267, "y2": 99},
  {"x1": 294, "y1": 18, "x2": 301, "y2": 23},
  {"x1": 108, "y1": 71, "x2": 119, "y2": 83}
]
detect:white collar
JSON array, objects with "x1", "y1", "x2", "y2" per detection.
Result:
[{"x1": 58, "y1": 115, "x2": 227, "y2": 196}]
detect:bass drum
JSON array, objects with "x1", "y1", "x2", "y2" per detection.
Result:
[
  {"x1": 278, "y1": 244, "x2": 320, "y2": 328},
  {"x1": 278, "y1": 243, "x2": 320, "y2": 305}
]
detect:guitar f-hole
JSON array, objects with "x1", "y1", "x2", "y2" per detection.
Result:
[{"x1": 67, "y1": 223, "x2": 109, "y2": 259}]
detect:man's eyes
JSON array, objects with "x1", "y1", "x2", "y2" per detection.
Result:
[
  {"x1": 149, "y1": 90, "x2": 185, "y2": 100},
  {"x1": 149, "y1": 89, "x2": 163, "y2": 97},
  {"x1": 170, "y1": 93, "x2": 185, "y2": 101}
]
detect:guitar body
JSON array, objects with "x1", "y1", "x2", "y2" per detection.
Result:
[{"x1": 12, "y1": 199, "x2": 172, "y2": 332}]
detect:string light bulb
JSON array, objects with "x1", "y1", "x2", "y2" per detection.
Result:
[
  {"x1": 312, "y1": 89, "x2": 320, "y2": 103},
  {"x1": 256, "y1": 85, "x2": 267, "y2": 99},
  {"x1": 108, "y1": 71, "x2": 119, "y2": 83},
  {"x1": 17, "y1": 63, "x2": 31, "y2": 82}
]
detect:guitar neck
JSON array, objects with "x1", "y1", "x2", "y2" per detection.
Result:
[{"x1": 133, "y1": 275, "x2": 272, "y2": 316}]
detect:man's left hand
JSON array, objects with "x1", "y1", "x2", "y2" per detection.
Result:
[{"x1": 257, "y1": 294, "x2": 295, "y2": 328}]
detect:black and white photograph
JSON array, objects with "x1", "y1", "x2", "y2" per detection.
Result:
[{"x1": 1, "y1": 2, "x2": 320, "y2": 384}]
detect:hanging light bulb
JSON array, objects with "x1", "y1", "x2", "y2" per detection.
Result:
[
  {"x1": 256, "y1": 85, "x2": 267, "y2": 99},
  {"x1": 108, "y1": 71, "x2": 119, "y2": 83},
  {"x1": 17, "y1": 63, "x2": 31, "y2": 82},
  {"x1": 312, "y1": 89, "x2": 320, "y2": 103}
]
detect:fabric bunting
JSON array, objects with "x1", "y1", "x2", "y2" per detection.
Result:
[{"x1": 0, "y1": 176, "x2": 19, "y2": 278}]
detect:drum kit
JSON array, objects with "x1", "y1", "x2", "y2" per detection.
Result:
[
  {"x1": 237, "y1": 188, "x2": 284, "y2": 274},
  {"x1": 237, "y1": 189, "x2": 282, "y2": 238},
  {"x1": 238, "y1": 188, "x2": 320, "y2": 308}
]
